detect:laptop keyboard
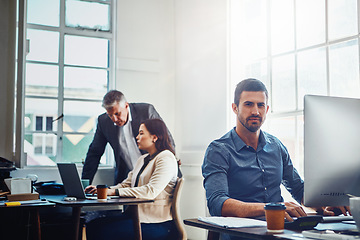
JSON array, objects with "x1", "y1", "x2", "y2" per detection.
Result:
[{"x1": 85, "y1": 193, "x2": 120, "y2": 200}]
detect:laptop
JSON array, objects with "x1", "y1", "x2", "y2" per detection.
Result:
[{"x1": 57, "y1": 163, "x2": 96, "y2": 200}]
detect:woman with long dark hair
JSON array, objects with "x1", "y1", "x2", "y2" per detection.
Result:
[{"x1": 85, "y1": 118, "x2": 178, "y2": 240}]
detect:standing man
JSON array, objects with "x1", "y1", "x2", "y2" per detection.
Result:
[
  {"x1": 202, "y1": 79, "x2": 306, "y2": 239},
  {"x1": 82, "y1": 90, "x2": 175, "y2": 184}
]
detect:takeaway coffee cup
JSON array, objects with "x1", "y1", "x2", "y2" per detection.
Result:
[
  {"x1": 264, "y1": 203, "x2": 286, "y2": 233},
  {"x1": 96, "y1": 185, "x2": 108, "y2": 202}
]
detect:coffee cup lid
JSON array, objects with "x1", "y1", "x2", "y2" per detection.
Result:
[
  {"x1": 96, "y1": 184, "x2": 108, "y2": 189},
  {"x1": 264, "y1": 203, "x2": 286, "y2": 210}
]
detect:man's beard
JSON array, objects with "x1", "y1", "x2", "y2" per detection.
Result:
[{"x1": 238, "y1": 115, "x2": 263, "y2": 133}]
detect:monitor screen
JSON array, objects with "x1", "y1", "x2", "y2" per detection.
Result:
[{"x1": 304, "y1": 95, "x2": 360, "y2": 207}]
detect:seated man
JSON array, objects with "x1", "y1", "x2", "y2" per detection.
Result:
[{"x1": 202, "y1": 78, "x2": 348, "y2": 240}]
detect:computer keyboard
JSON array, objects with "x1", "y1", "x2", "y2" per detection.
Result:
[
  {"x1": 285, "y1": 215, "x2": 323, "y2": 230},
  {"x1": 283, "y1": 215, "x2": 355, "y2": 230}
]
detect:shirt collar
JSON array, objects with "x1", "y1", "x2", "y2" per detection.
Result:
[
  {"x1": 144, "y1": 151, "x2": 160, "y2": 162},
  {"x1": 231, "y1": 127, "x2": 269, "y2": 152},
  {"x1": 128, "y1": 105, "x2": 132, "y2": 122},
  {"x1": 123, "y1": 105, "x2": 132, "y2": 126}
]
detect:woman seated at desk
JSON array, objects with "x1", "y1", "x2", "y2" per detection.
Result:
[{"x1": 85, "y1": 118, "x2": 178, "y2": 240}]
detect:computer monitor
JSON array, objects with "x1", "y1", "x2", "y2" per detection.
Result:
[{"x1": 304, "y1": 95, "x2": 360, "y2": 207}]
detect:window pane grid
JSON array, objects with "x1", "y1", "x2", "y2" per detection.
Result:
[
  {"x1": 24, "y1": 0, "x2": 114, "y2": 166},
  {"x1": 231, "y1": 0, "x2": 360, "y2": 176}
]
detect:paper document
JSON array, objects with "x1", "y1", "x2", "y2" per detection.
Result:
[{"x1": 198, "y1": 216, "x2": 267, "y2": 228}]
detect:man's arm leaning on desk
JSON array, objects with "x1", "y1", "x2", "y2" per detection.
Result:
[
  {"x1": 221, "y1": 198, "x2": 265, "y2": 218},
  {"x1": 222, "y1": 198, "x2": 306, "y2": 221}
]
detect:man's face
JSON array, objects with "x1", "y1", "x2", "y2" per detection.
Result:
[
  {"x1": 106, "y1": 102, "x2": 129, "y2": 127},
  {"x1": 232, "y1": 91, "x2": 269, "y2": 133}
]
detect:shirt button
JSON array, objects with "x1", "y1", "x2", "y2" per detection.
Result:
[
  {"x1": 246, "y1": 146, "x2": 249, "y2": 148},
  {"x1": 262, "y1": 169, "x2": 265, "y2": 172},
  {"x1": 265, "y1": 187, "x2": 267, "y2": 191}
]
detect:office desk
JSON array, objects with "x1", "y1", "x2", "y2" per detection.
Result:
[
  {"x1": 185, "y1": 218, "x2": 360, "y2": 240},
  {"x1": 184, "y1": 218, "x2": 302, "y2": 240},
  {"x1": 46, "y1": 196, "x2": 153, "y2": 240},
  {"x1": 0, "y1": 200, "x2": 55, "y2": 240}
]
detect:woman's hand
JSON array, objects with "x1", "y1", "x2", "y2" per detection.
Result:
[
  {"x1": 107, "y1": 188, "x2": 116, "y2": 196},
  {"x1": 84, "y1": 185, "x2": 97, "y2": 194},
  {"x1": 319, "y1": 206, "x2": 351, "y2": 216}
]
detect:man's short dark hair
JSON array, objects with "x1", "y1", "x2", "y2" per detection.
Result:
[
  {"x1": 102, "y1": 90, "x2": 127, "y2": 109},
  {"x1": 234, "y1": 78, "x2": 268, "y2": 106}
]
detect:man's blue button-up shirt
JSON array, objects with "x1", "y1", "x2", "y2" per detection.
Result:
[{"x1": 202, "y1": 128, "x2": 304, "y2": 217}]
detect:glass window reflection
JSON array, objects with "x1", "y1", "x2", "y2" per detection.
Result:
[
  {"x1": 64, "y1": 35, "x2": 109, "y2": 67},
  {"x1": 296, "y1": 0, "x2": 325, "y2": 49},
  {"x1": 27, "y1": 0, "x2": 60, "y2": 27},
  {"x1": 329, "y1": 40, "x2": 360, "y2": 98},
  {"x1": 24, "y1": 98, "x2": 58, "y2": 132},
  {"x1": 270, "y1": 0, "x2": 295, "y2": 54},
  {"x1": 297, "y1": 48, "x2": 327, "y2": 109},
  {"x1": 26, "y1": 29, "x2": 59, "y2": 63},
  {"x1": 272, "y1": 54, "x2": 296, "y2": 112},
  {"x1": 65, "y1": 0, "x2": 110, "y2": 31},
  {"x1": 25, "y1": 63, "x2": 58, "y2": 97},
  {"x1": 328, "y1": 0, "x2": 357, "y2": 40},
  {"x1": 64, "y1": 67, "x2": 107, "y2": 100},
  {"x1": 25, "y1": 133, "x2": 57, "y2": 166},
  {"x1": 63, "y1": 101, "x2": 103, "y2": 134}
]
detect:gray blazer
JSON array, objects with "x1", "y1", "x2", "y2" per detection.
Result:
[{"x1": 82, "y1": 103, "x2": 175, "y2": 184}]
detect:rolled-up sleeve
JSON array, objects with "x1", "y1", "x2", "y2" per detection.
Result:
[{"x1": 202, "y1": 142, "x2": 231, "y2": 216}]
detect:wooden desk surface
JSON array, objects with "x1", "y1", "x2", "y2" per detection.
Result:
[{"x1": 184, "y1": 218, "x2": 301, "y2": 240}]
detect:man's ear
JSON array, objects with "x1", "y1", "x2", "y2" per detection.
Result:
[
  {"x1": 232, "y1": 103, "x2": 238, "y2": 114},
  {"x1": 125, "y1": 102, "x2": 129, "y2": 108}
]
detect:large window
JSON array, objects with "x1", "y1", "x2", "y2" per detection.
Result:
[
  {"x1": 230, "y1": 0, "x2": 360, "y2": 177},
  {"x1": 23, "y1": 0, "x2": 115, "y2": 166}
]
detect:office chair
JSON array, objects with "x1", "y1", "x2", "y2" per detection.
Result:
[{"x1": 171, "y1": 177, "x2": 187, "y2": 240}]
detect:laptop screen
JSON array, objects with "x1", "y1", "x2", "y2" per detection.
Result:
[{"x1": 57, "y1": 163, "x2": 87, "y2": 199}]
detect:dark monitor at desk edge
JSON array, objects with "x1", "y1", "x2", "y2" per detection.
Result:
[{"x1": 304, "y1": 95, "x2": 360, "y2": 207}]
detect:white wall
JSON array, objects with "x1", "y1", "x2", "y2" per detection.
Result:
[
  {"x1": 115, "y1": 1, "x2": 228, "y2": 239},
  {"x1": 116, "y1": 0, "x2": 176, "y2": 132},
  {"x1": 174, "y1": 1, "x2": 228, "y2": 239}
]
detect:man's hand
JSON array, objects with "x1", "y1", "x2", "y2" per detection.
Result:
[
  {"x1": 284, "y1": 202, "x2": 307, "y2": 221},
  {"x1": 319, "y1": 206, "x2": 351, "y2": 216}
]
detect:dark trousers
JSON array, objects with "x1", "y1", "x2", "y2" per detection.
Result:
[{"x1": 86, "y1": 212, "x2": 176, "y2": 240}]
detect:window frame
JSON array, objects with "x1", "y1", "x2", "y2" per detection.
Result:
[
  {"x1": 230, "y1": 0, "x2": 360, "y2": 177},
  {"x1": 16, "y1": 0, "x2": 117, "y2": 168}
]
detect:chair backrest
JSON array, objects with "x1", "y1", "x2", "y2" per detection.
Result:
[{"x1": 171, "y1": 177, "x2": 187, "y2": 240}]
